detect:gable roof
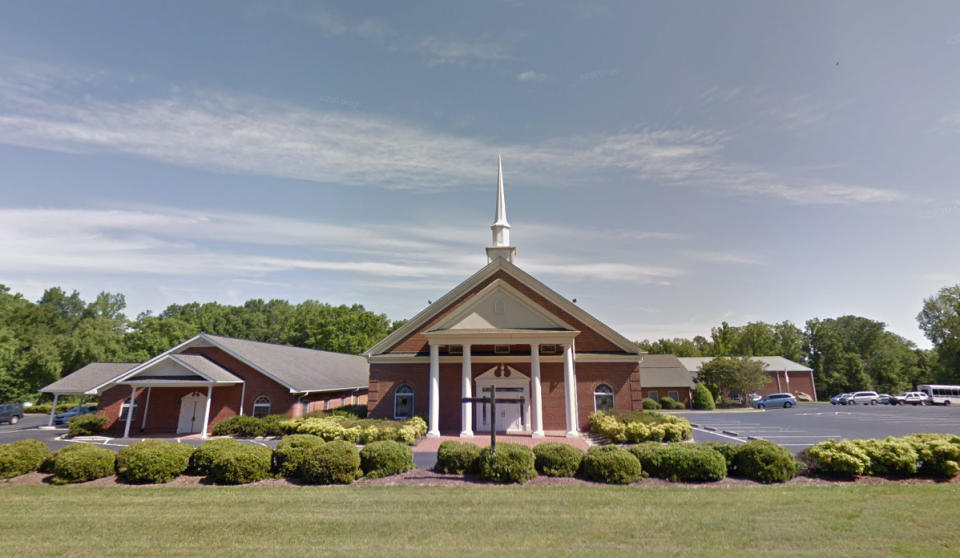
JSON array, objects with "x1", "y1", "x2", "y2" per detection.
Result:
[
  {"x1": 677, "y1": 356, "x2": 813, "y2": 373},
  {"x1": 639, "y1": 354, "x2": 695, "y2": 388},
  {"x1": 365, "y1": 257, "x2": 641, "y2": 356},
  {"x1": 41, "y1": 362, "x2": 139, "y2": 395}
]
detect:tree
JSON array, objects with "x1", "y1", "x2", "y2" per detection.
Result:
[
  {"x1": 698, "y1": 356, "x2": 771, "y2": 405},
  {"x1": 918, "y1": 285, "x2": 960, "y2": 382},
  {"x1": 692, "y1": 382, "x2": 715, "y2": 410}
]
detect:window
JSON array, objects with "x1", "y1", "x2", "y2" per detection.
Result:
[
  {"x1": 394, "y1": 385, "x2": 414, "y2": 419},
  {"x1": 119, "y1": 401, "x2": 138, "y2": 422},
  {"x1": 494, "y1": 344, "x2": 510, "y2": 354},
  {"x1": 252, "y1": 396, "x2": 271, "y2": 418},
  {"x1": 594, "y1": 384, "x2": 615, "y2": 412},
  {"x1": 647, "y1": 391, "x2": 659, "y2": 402},
  {"x1": 667, "y1": 390, "x2": 679, "y2": 401},
  {"x1": 539, "y1": 344, "x2": 558, "y2": 355}
]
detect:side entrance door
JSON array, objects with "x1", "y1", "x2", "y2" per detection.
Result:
[{"x1": 177, "y1": 391, "x2": 207, "y2": 434}]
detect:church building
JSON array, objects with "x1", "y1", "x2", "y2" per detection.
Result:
[{"x1": 365, "y1": 158, "x2": 646, "y2": 438}]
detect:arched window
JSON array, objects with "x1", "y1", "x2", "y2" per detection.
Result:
[
  {"x1": 594, "y1": 384, "x2": 615, "y2": 412},
  {"x1": 252, "y1": 395, "x2": 271, "y2": 418},
  {"x1": 394, "y1": 385, "x2": 414, "y2": 419}
]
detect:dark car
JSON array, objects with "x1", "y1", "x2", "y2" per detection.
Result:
[
  {"x1": 53, "y1": 405, "x2": 98, "y2": 427},
  {"x1": 0, "y1": 403, "x2": 24, "y2": 425}
]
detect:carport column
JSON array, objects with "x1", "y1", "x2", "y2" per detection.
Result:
[
  {"x1": 563, "y1": 343, "x2": 579, "y2": 438},
  {"x1": 200, "y1": 385, "x2": 213, "y2": 440},
  {"x1": 460, "y1": 344, "x2": 473, "y2": 437},
  {"x1": 122, "y1": 385, "x2": 136, "y2": 438},
  {"x1": 47, "y1": 394, "x2": 59, "y2": 427},
  {"x1": 427, "y1": 343, "x2": 440, "y2": 438},
  {"x1": 530, "y1": 343, "x2": 544, "y2": 438},
  {"x1": 140, "y1": 387, "x2": 152, "y2": 432}
]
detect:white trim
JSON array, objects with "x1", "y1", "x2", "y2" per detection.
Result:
[
  {"x1": 393, "y1": 384, "x2": 414, "y2": 420},
  {"x1": 593, "y1": 383, "x2": 615, "y2": 413},
  {"x1": 140, "y1": 387, "x2": 152, "y2": 431},
  {"x1": 369, "y1": 353, "x2": 640, "y2": 364},
  {"x1": 429, "y1": 278, "x2": 578, "y2": 333},
  {"x1": 474, "y1": 365, "x2": 530, "y2": 433},
  {"x1": 252, "y1": 395, "x2": 271, "y2": 418}
]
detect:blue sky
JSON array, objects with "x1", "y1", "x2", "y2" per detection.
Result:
[{"x1": 1, "y1": 1, "x2": 959, "y2": 347}]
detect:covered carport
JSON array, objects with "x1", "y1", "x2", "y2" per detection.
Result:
[{"x1": 39, "y1": 362, "x2": 139, "y2": 428}]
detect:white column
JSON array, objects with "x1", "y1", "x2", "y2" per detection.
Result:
[
  {"x1": 140, "y1": 387, "x2": 152, "y2": 432},
  {"x1": 563, "y1": 343, "x2": 579, "y2": 438},
  {"x1": 428, "y1": 343, "x2": 441, "y2": 438},
  {"x1": 530, "y1": 343, "x2": 544, "y2": 438},
  {"x1": 122, "y1": 386, "x2": 136, "y2": 439},
  {"x1": 239, "y1": 381, "x2": 246, "y2": 416},
  {"x1": 47, "y1": 394, "x2": 59, "y2": 427},
  {"x1": 201, "y1": 385, "x2": 213, "y2": 440},
  {"x1": 460, "y1": 344, "x2": 474, "y2": 437}
]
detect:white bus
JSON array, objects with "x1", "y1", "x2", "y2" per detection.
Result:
[{"x1": 917, "y1": 384, "x2": 960, "y2": 406}]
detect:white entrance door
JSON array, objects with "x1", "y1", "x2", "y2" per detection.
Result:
[
  {"x1": 475, "y1": 366, "x2": 530, "y2": 433},
  {"x1": 177, "y1": 391, "x2": 207, "y2": 434}
]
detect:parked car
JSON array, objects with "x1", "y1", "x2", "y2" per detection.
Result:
[
  {"x1": 753, "y1": 393, "x2": 797, "y2": 409},
  {"x1": 830, "y1": 393, "x2": 850, "y2": 405},
  {"x1": 893, "y1": 392, "x2": 931, "y2": 406},
  {"x1": 53, "y1": 405, "x2": 98, "y2": 427},
  {"x1": 877, "y1": 393, "x2": 895, "y2": 405},
  {"x1": 746, "y1": 393, "x2": 762, "y2": 403},
  {"x1": 0, "y1": 403, "x2": 24, "y2": 425},
  {"x1": 838, "y1": 393, "x2": 858, "y2": 405},
  {"x1": 847, "y1": 391, "x2": 879, "y2": 405}
]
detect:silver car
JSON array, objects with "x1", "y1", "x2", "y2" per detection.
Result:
[
  {"x1": 753, "y1": 393, "x2": 797, "y2": 409},
  {"x1": 848, "y1": 391, "x2": 879, "y2": 405}
]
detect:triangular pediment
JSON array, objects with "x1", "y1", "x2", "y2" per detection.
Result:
[{"x1": 430, "y1": 280, "x2": 574, "y2": 332}]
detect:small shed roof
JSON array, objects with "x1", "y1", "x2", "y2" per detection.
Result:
[
  {"x1": 41, "y1": 362, "x2": 139, "y2": 395},
  {"x1": 639, "y1": 354, "x2": 695, "y2": 388},
  {"x1": 676, "y1": 356, "x2": 813, "y2": 373}
]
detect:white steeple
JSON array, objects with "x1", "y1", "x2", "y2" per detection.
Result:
[{"x1": 486, "y1": 155, "x2": 517, "y2": 263}]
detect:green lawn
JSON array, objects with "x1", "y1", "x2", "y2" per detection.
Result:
[{"x1": 4, "y1": 484, "x2": 959, "y2": 557}]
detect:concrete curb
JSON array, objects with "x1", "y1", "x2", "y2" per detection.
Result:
[{"x1": 721, "y1": 430, "x2": 740, "y2": 437}]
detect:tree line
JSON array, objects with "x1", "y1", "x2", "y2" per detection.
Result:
[{"x1": 0, "y1": 284, "x2": 404, "y2": 403}]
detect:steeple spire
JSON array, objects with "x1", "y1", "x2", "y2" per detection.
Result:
[{"x1": 486, "y1": 155, "x2": 517, "y2": 263}]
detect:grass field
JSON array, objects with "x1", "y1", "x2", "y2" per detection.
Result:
[{"x1": 4, "y1": 484, "x2": 959, "y2": 557}]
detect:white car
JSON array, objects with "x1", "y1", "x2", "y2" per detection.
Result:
[
  {"x1": 893, "y1": 392, "x2": 931, "y2": 406},
  {"x1": 847, "y1": 391, "x2": 879, "y2": 405}
]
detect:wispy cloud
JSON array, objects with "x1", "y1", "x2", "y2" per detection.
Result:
[
  {"x1": 579, "y1": 68, "x2": 620, "y2": 81},
  {"x1": 413, "y1": 36, "x2": 512, "y2": 66},
  {"x1": 687, "y1": 251, "x2": 764, "y2": 266},
  {"x1": 0, "y1": 60, "x2": 904, "y2": 205},
  {"x1": 517, "y1": 70, "x2": 548, "y2": 82}
]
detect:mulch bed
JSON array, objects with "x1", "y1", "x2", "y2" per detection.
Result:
[{"x1": 4, "y1": 468, "x2": 959, "y2": 488}]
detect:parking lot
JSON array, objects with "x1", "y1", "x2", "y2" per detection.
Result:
[{"x1": 678, "y1": 404, "x2": 960, "y2": 452}]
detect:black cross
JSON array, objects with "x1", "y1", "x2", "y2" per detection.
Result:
[{"x1": 462, "y1": 384, "x2": 525, "y2": 453}]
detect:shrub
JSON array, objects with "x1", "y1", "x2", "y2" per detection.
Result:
[
  {"x1": 435, "y1": 441, "x2": 483, "y2": 474},
  {"x1": 700, "y1": 442, "x2": 740, "y2": 473},
  {"x1": 209, "y1": 444, "x2": 273, "y2": 485},
  {"x1": 588, "y1": 411, "x2": 692, "y2": 444},
  {"x1": 50, "y1": 444, "x2": 116, "y2": 484},
  {"x1": 653, "y1": 444, "x2": 727, "y2": 482},
  {"x1": 533, "y1": 442, "x2": 584, "y2": 477},
  {"x1": 627, "y1": 442, "x2": 664, "y2": 477},
  {"x1": 360, "y1": 440, "x2": 414, "y2": 479},
  {"x1": 855, "y1": 438, "x2": 919, "y2": 477},
  {"x1": 212, "y1": 415, "x2": 266, "y2": 437},
  {"x1": 641, "y1": 398, "x2": 661, "y2": 410},
  {"x1": 289, "y1": 415, "x2": 426, "y2": 445},
  {"x1": 299, "y1": 440, "x2": 362, "y2": 485},
  {"x1": 274, "y1": 434, "x2": 326, "y2": 478},
  {"x1": 581, "y1": 445, "x2": 641, "y2": 484},
  {"x1": 0, "y1": 440, "x2": 51, "y2": 479},
  {"x1": 303, "y1": 405, "x2": 368, "y2": 419},
  {"x1": 799, "y1": 440, "x2": 870, "y2": 477},
  {"x1": 659, "y1": 396, "x2": 685, "y2": 410},
  {"x1": 189, "y1": 438, "x2": 246, "y2": 475},
  {"x1": 733, "y1": 440, "x2": 797, "y2": 483},
  {"x1": 693, "y1": 384, "x2": 716, "y2": 410},
  {"x1": 903, "y1": 434, "x2": 960, "y2": 479},
  {"x1": 478, "y1": 443, "x2": 537, "y2": 484},
  {"x1": 66, "y1": 414, "x2": 108, "y2": 437},
  {"x1": 115, "y1": 441, "x2": 194, "y2": 484}
]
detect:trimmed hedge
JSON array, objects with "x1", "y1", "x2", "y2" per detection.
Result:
[
  {"x1": 209, "y1": 444, "x2": 273, "y2": 485},
  {"x1": 588, "y1": 410, "x2": 692, "y2": 443},
  {"x1": 659, "y1": 396, "x2": 685, "y2": 410},
  {"x1": 274, "y1": 434, "x2": 326, "y2": 478},
  {"x1": 692, "y1": 384, "x2": 716, "y2": 410},
  {"x1": 628, "y1": 443, "x2": 726, "y2": 482},
  {"x1": 360, "y1": 440, "x2": 414, "y2": 479},
  {"x1": 855, "y1": 438, "x2": 918, "y2": 477},
  {"x1": 49, "y1": 444, "x2": 116, "y2": 484},
  {"x1": 533, "y1": 442, "x2": 584, "y2": 477},
  {"x1": 799, "y1": 440, "x2": 870, "y2": 478},
  {"x1": 66, "y1": 414, "x2": 108, "y2": 437},
  {"x1": 281, "y1": 416, "x2": 428, "y2": 445},
  {"x1": 189, "y1": 438, "x2": 246, "y2": 475},
  {"x1": 0, "y1": 440, "x2": 51, "y2": 479},
  {"x1": 115, "y1": 441, "x2": 193, "y2": 484},
  {"x1": 302, "y1": 405, "x2": 368, "y2": 419},
  {"x1": 903, "y1": 434, "x2": 960, "y2": 478},
  {"x1": 212, "y1": 414, "x2": 286, "y2": 438},
  {"x1": 641, "y1": 398, "x2": 661, "y2": 410},
  {"x1": 733, "y1": 440, "x2": 797, "y2": 483},
  {"x1": 800, "y1": 434, "x2": 960, "y2": 480},
  {"x1": 478, "y1": 443, "x2": 537, "y2": 484},
  {"x1": 582, "y1": 445, "x2": 642, "y2": 484},
  {"x1": 435, "y1": 441, "x2": 483, "y2": 474},
  {"x1": 299, "y1": 440, "x2": 362, "y2": 485},
  {"x1": 700, "y1": 442, "x2": 740, "y2": 473}
]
